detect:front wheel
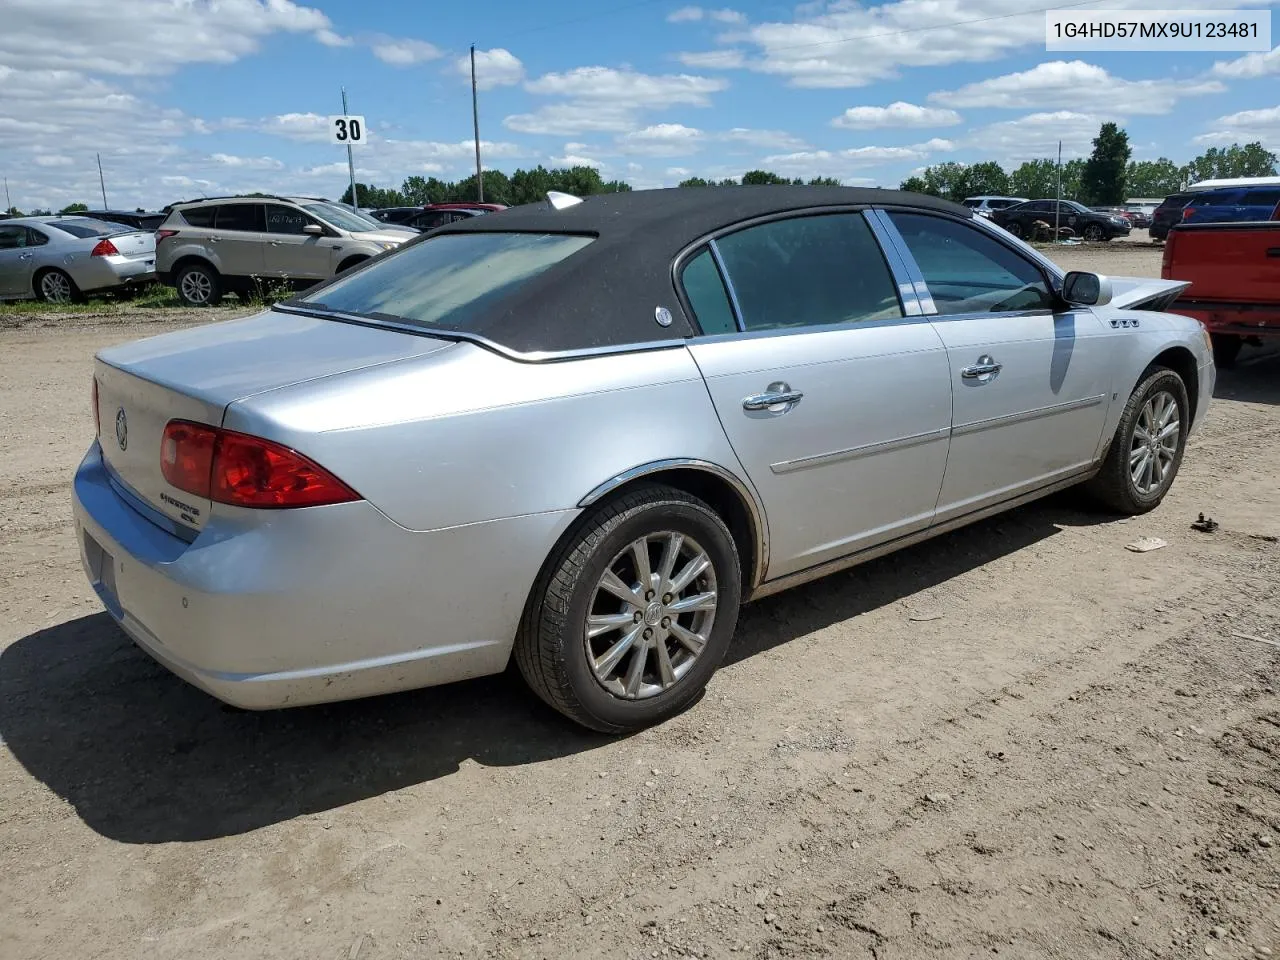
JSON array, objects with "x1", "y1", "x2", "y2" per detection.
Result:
[
  {"x1": 1003, "y1": 221, "x2": 1024, "y2": 239},
  {"x1": 1083, "y1": 224, "x2": 1105, "y2": 242},
  {"x1": 1085, "y1": 367, "x2": 1189, "y2": 514},
  {"x1": 514, "y1": 485, "x2": 742, "y2": 733}
]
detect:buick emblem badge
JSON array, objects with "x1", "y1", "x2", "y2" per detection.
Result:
[{"x1": 115, "y1": 407, "x2": 128, "y2": 451}]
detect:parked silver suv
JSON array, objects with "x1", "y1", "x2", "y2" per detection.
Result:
[{"x1": 155, "y1": 196, "x2": 415, "y2": 306}]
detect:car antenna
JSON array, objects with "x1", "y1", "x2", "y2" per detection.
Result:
[{"x1": 546, "y1": 191, "x2": 583, "y2": 210}]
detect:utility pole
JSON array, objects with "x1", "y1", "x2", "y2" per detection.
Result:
[
  {"x1": 1055, "y1": 140, "x2": 1062, "y2": 242},
  {"x1": 342, "y1": 87, "x2": 358, "y2": 209},
  {"x1": 471, "y1": 45, "x2": 484, "y2": 203},
  {"x1": 3, "y1": 177, "x2": 11, "y2": 214},
  {"x1": 96, "y1": 153, "x2": 109, "y2": 209}
]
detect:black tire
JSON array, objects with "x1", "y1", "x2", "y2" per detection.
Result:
[
  {"x1": 35, "y1": 268, "x2": 80, "y2": 304},
  {"x1": 1083, "y1": 224, "x2": 1105, "y2": 242},
  {"x1": 1085, "y1": 366, "x2": 1190, "y2": 515},
  {"x1": 1004, "y1": 221, "x2": 1024, "y2": 239},
  {"x1": 1211, "y1": 334, "x2": 1242, "y2": 369},
  {"x1": 175, "y1": 262, "x2": 222, "y2": 307},
  {"x1": 514, "y1": 484, "x2": 742, "y2": 733}
]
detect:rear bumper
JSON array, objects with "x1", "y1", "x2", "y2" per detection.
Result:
[
  {"x1": 75, "y1": 256, "x2": 156, "y2": 293},
  {"x1": 1171, "y1": 301, "x2": 1280, "y2": 337},
  {"x1": 73, "y1": 441, "x2": 575, "y2": 709}
]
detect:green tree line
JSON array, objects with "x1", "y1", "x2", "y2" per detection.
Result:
[
  {"x1": 340, "y1": 164, "x2": 633, "y2": 208},
  {"x1": 901, "y1": 128, "x2": 1277, "y2": 205}
]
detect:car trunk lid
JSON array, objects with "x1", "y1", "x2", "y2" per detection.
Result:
[
  {"x1": 94, "y1": 308, "x2": 454, "y2": 533},
  {"x1": 106, "y1": 230, "x2": 156, "y2": 260}
]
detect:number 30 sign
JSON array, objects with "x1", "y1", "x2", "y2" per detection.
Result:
[{"x1": 329, "y1": 115, "x2": 366, "y2": 145}]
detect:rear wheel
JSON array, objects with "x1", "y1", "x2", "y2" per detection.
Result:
[
  {"x1": 1004, "y1": 221, "x2": 1024, "y2": 239},
  {"x1": 515, "y1": 485, "x2": 742, "y2": 733},
  {"x1": 1211, "y1": 334, "x2": 1243, "y2": 369},
  {"x1": 36, "y1": 268, "x2": 78, "y2": 304},
  {"x1": 1086, "y1": 366, "x2": 1189, "y2": 515},
  {"x1": 175, "y1": 262, "x2": 221, "y2": 307}
]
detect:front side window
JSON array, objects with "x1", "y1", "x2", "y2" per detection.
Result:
[
  {"x1": 214, "y1": 204, "x2": 263, "y2": 232},
  {"x1": 680, "y1": 247, "x2": 737, "y2": 335},
  {"x1": 888, "y1": 212, "x2": 1053, "y2": 316},
  {"x1": 297, "y1": 232, "x2": 593, "y2": 332},
  {"x1": 712, "y1": 213, "x2": 904, "y2": 331},
  {"x1": 264, "y1": 204, "x2": 319, "y2": 235}
]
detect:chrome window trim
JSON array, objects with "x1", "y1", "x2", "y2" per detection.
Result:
[
  {"x1": 578, "y1": 457, "x2": 770, "y2": 589},
  {"x1": 863, "y1": 210, "x2": 926, "y2": 317},
  {"x1": 866, "y1": 208, "x2": 935, "y2": 314},
  {"x1": 706, "y1": 238, "x2": 746, "y2": 332}
]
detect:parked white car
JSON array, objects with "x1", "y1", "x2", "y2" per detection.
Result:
[{"x1": 962, "y1": 196, "x2": 1029, "y2": 219}]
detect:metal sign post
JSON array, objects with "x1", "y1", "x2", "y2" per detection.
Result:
[
  {"x1": 329, "y1": 91, "x2": 367, "y2": 209},
  {"x1": 1055, "y1": 140, "x2": 1062, "y2": 241},
  {"x1": 97, "y1": 153, "x2": 109, "y2": 209},
  {"x1": 471, "y1": 46, "x2": 484, "y2": 203}
]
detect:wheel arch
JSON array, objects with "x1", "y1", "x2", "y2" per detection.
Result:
[
  {"x1": 1149, "y1": 345, "x2": 1200, "y2": 425},
  {"x1": 336, "y1": 254, "x2": 369, "y2": 274},
  {"x1": 171, "y1": 254, "x2": 220, "y2": 278},
  {"x1": 577, "y1": 459, "x2": 768, "y2": 592}
]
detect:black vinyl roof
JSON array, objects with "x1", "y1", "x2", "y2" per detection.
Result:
[{"x1": 420, "y1": 187, "x2": 970, "y2": 357}]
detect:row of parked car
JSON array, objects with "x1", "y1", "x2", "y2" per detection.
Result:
[
  {"x1": 0, "y1": 198, "x2": 506, "y2": 304},
  {"x1": 1148, "y1": 180, "x2": 1280, "y2": 240}
]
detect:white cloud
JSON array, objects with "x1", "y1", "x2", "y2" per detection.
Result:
[
  {"x1": 674, "y1": 0, "x2": 1272, "y2": 88},
  {"x1": 762, "y1": 139, "x2": 951, "y2": 178},
  {"x1": 551, "y1": 153, "x2": 602, "y2": 168},
  {"x1": 507, "y1": 67, "x2": 727, "y2": 135},
  {"x1": 832, "y1": 101, "x2": 961, "y2": 130},
  {"x1": 32, "y1": 155, "x2": 74, "y2": 168},
  {"x1": 963, "y1": 111, "x2": 1103, "y2": 163},
  {"x1": 678, "y1": 49, "x2": 746, "y2": 69},
  {"x1": 256, "y1": 112, "x2": 330, "y2": 142},
  {"x1": 1195, "y1": 105, "x2": 1280, "y2": 147},
  {"x1": 371, "y1": 37, "x2": 442, "y2": 65},
  {"x1": 455, "y1": 48, "x2": 524, "y2": 90},
  {"x1": 0, "y1": 0, "x2": 339, "y2": 76},
  {"x1": 930, "y1": 60, "x2": 1223, "y2": 115},
  {"x1": 667, "y1": 166, "x2": 692, "y2": 177},
  {"x1": 617, "y1": 123, "x2": 706, "y2": 156},
  {"x1": 668, "y1": 6, "x2": 704, "y2": 22},
  {"x1": 314, "y1": 28, "x2": 353, "y2": 47},
  {"x1": 1211, "y1": 46, "x2": 1280, "y2": 79},
  {"x1": 210, "y1": 153, "x2": 285, "y2": 170},
  {"x1": 720, "y1": 128, "x2": 806, "y2": 149}
]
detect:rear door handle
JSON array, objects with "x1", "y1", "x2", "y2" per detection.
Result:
[
  {"x1": 961, "y1": 355, "x2": 1003, "y2": 381},
  {"x1": 743, "y1": 382, "x2": 803, "y2": 412},
  {"x1": 209, "y1": 236, "x2": 221, "y2": 243}
]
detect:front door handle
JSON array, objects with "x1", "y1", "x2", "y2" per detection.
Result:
[
  {"x1": 209, "y1": 236, "x2": 221, "y2": 243},
  {"x1": 961, "y1": 355, "x2": 1003, "y2": 381},
  {"x1": 743, "y1": 382, "x2": 804, "y2": 412}
]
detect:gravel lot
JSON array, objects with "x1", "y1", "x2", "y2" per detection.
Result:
[{"x1": 2, "y1": 245, "x2": 1278, "y2": 960}]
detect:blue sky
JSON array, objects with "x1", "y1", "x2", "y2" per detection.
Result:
[{"x1": 2, "y1": 0, "x2": 1279, "y2": 210}]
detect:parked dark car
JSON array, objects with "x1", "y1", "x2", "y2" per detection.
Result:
[
  {"x1": 991, "y1": 200, "x2": 1131, "y2": 241},
  {"x1": 1178, "y1": 185, "x2": 1280, "y2": 227},
  {"x1": 366, "y1": 206, "x2": 424, "y2": 225},
  {"x1": 87, "y1": 210, "x2": 167, "y2": 231},
  {"x1": 405, "y1": 202, "x2": 508, "y2": 231},
  {"x1": 1149, "y1": 193, "x2": 1194, "y2": 241}
]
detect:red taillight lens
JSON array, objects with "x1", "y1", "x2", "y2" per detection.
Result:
[
  {"x1": 155, "y1": 229, "x2": 179, "y2": 242},
  {"x1": 90, "y1": 238, "x2": 119, "y2": 257},
  {"x1": 1182, "y1": 208, "x2": 1195, "y2": 220},
  {"x1": 92, "y1": 378, "x2": 100, "y2": 438},
  {"x1": 161, "y1": 420, "x2": 359, "y2": 509},
  {"x1": 161, "y1": 421, "x2": 218, "y2": 498}
]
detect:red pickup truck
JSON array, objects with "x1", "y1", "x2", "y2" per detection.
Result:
[{"x1": 1163, "y1": 221, "x2": 1280, "y2": 366}]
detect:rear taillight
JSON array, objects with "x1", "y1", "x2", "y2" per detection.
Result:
[
  {"x1": 1161, "y1": 235, "x2": 1174, "y2": 276},
  {"x1": 92, "y1": 378, "x2": 100, "y2": 438},
  {"x1": 155, "y1": 229, "x2": 179, "y2": 242},
  {"x1": 1182, "y1": 208, "x2": 1195, "y2": 221},
  {"x1": 90, "y1": 238, "x2": 119, "y2": 257},
  {"x1": 161, "y1": 420, "x2": 360, "y2": 509}
]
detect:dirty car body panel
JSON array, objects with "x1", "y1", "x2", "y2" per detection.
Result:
[{"x1": 72, "y1": 187, "x2": 1213, "y2": 723}]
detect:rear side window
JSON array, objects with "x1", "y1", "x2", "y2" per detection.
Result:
[
  {"x1": 181, "y1": 206, "x2": 215, "y2": 227},
  {"x1": 27, "y1": 228, "x2": 49, "y2": 246},
  {"x1": 680, "y1": 247, "x2": 737, "y2": 335},
  {"x1": 1194, "y1": 190, "x2": 1243, "y2": 207},
  {"x1": 298, "y1": 232, "x2": 594, "y2": 331},
  {"x1": 712, "y1": 213, "x2": 904, "y2": 331},
  {"x1": 215, "y1": 204, "x2": 263, "y2": 232},
  {"x1": 1243, "y1": 188, "x2": 1280, "y2": 207},
  {"x1": 888, "y1": 212, "x2": 1052, "y2": 315}
]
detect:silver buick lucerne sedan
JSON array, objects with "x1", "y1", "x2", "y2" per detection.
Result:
[{"x1": 74, "y1": 187, "x2": 1213, "y2": 732}]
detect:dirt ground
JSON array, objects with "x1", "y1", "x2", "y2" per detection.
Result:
[{"x1": 1, "y1": 246, "x2": 1277, "y2": 960}]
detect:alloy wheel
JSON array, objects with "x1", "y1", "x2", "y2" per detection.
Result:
[
  {"x1": 1129, "y1": 389, "x2": 1181, "y2": 495},
  {"x1": 180, "y1": 270, "x2": 212, "y2": 305},
  {"x1": 585, "y1": 531, "x2": 718, "y2": 700},
  {"x1": 40, "y1": 272, "x2": 72, "y2": 303}
]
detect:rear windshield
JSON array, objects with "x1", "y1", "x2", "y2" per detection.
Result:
[
  {"x1": 297, "y1": 232, "x2": 594, "y2": 331},
  {"x1": 49, "y1": 218, "x2": 124, "y2": 238}
]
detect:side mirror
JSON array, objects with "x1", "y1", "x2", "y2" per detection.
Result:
[
  {"x1": 1062, "y1": 271, "x2": 1113, "y2": 307},
  {"x1": 303, "y1": 224, "x2": 324, "y2": 236}
]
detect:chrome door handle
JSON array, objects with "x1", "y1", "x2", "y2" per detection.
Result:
[
  {"x1": 961, "y1": 355, "x2": 1002, "y2": 380},
  {"x1": 209, "y1": 236, "x2": 221, "y2": 243},
  {"x1": 743, "y1": 383, "x2": 804, "y2": 411},
  {"x1": 269, "y1": 241, "x2": 281, "y2": 246}
]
